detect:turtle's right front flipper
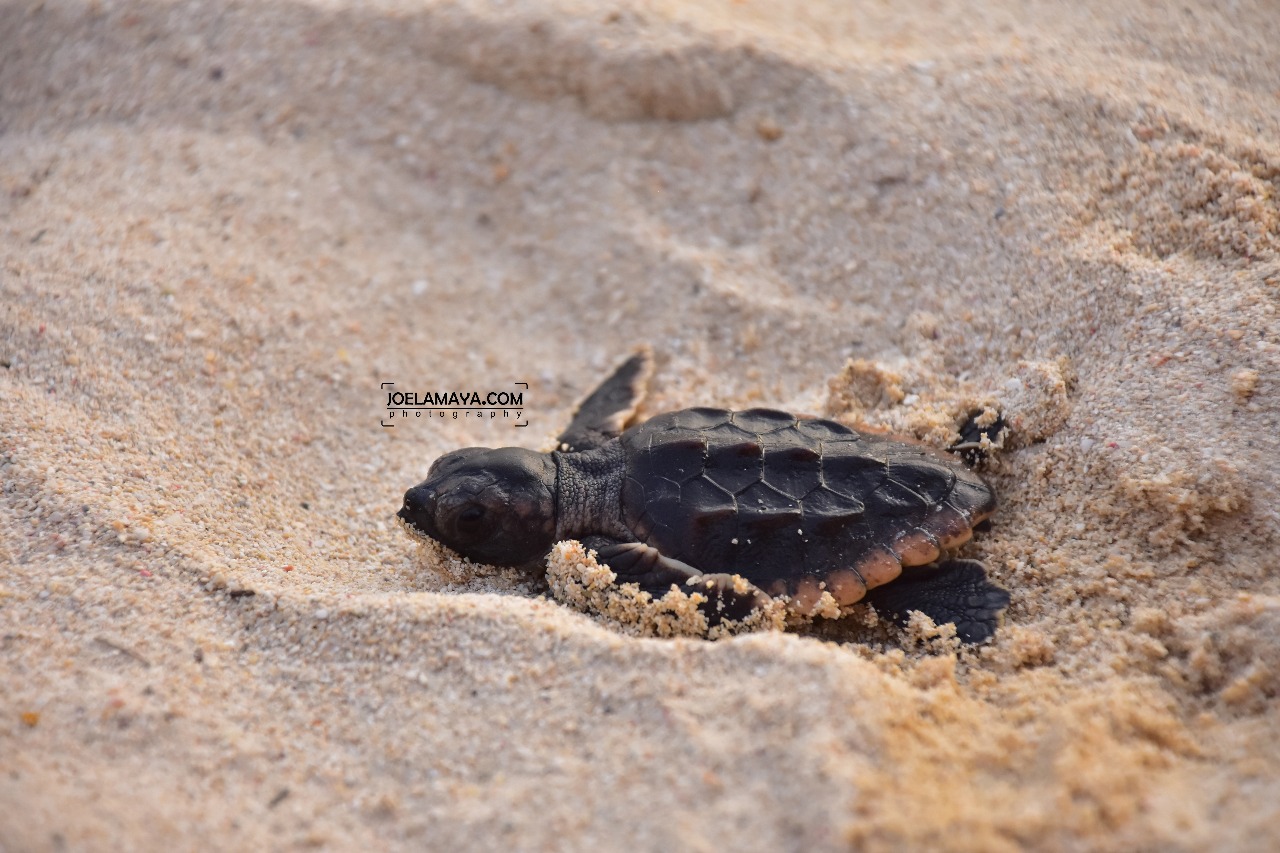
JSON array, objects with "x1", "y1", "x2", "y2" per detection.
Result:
[
  {"x1": 862, "y1": 559, "x2": 1010, "y2": 644},
  {"x1": 557, "y1": 347, "x2": 653, "y2": 452}
]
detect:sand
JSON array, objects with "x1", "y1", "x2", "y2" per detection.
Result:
[{"x1": 2, "y1": 0, "x2": 1279, "y2": 849}]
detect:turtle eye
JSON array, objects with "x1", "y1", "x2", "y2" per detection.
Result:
[{"x1": 454, "y1": 504, "x2": 486, "y2": 536}]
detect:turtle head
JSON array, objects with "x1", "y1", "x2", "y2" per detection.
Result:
[{"x1": 398, "y1": 447, "x2": 558, "y2": 567}]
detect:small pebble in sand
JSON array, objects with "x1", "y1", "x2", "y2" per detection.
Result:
[
  {"x1": 755, "y1": 117, "x2": 783, "y2": 142},
  {"x1": 1231, "y1": 368, "x2": 1259, "y2": 400}
]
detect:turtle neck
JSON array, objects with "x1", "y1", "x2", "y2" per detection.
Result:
[{"x1": 551, "y1": 440, "x2": 631, "y2": 541}]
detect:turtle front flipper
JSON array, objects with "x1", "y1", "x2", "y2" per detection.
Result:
[
  {"x1": 861, "y1": 559, "x2": 1010, "y2": 644},
  {"x1": 557, "y1": 347, "x2": 654, "y2": 452},
  {"x1": 587, "y1": 538, "x2": 700, "y2": 589},
  {"x1": 586, "y1": 538, "x2": 771, "y2": 628}
]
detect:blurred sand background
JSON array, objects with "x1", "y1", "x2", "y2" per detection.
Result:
[{"x1": 2, "y1": 0, "x2": 1279, "y2": 849}]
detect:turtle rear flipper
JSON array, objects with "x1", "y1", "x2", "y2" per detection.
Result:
[
  {"x1": 862, "y1": 559, "x2": 1010, "y2": 644},
  {"x1": 557, "y1": 347, "x2": 654, "y2": 452},
  {"x1": 949, "y1": 409, "x2": 1008, "y2": 466},
  {"x1": 684, "y1": 573, "x2": 773, "y2": 626}
]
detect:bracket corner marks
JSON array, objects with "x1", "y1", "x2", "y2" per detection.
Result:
[
  {"x1": 513, "y1": 380, "x2": 529, "y2": 426},
  {"x1": 381, "y1": 381, "x2": 395, "y2": 426}
]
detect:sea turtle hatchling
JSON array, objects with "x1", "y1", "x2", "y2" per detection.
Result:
[{"x1": 398, "y1": 350, "x2": 1011, "y2": 642}]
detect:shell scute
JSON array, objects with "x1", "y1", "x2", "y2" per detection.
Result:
[
  {"x1": 868, "y1": 477, "x2": 930, "y2": 515},
  {"x1": 760, "y1": 424, "x2": 822, "y2": 457},
  {"x1": 819, "y1": 453, "x2": 888, "y2": 496},
  {"x1": 734, "y1": 523, "x2": 805, "y2": 581},
  {"x1": 735, "y1": 480, "x2": 798, "y2": 513},
  {"x1": 946, "y1": 477, "x2": 999, "y2": 519},
  {"x1": 621, "y1": 475, "x2": 646, "y2": 511},
  {"x1": 886, "y1": 457, "x2": 957, "y2": 506},
  {"x1": 799, "y1": 486, "x2": 866, "y2": 535},
  {"x1": 703, "y1": 419, "x2": 759, "y2": 444},
  {"x1": 671, "y1": 478, "x2": 736, "y2": 563},
  {"x1": 797, "y1": 417, "x2": 856, "y2": 438},
  {"x1": 668, "y1": 407, "x2": 731, "y2": 431},
  {"x1": 736, "y1": 480, "x2": 804, "y2": 550},
  {"x1": 763, "y1": 444, "x2": 823, "y2": 500},
  {"x1": 641, "y1": 432, "x2": 708, "y2": 484},
  {"x1": 732, "y1": 408, "x2": 797, "y2": 433},
  {"x1": 704, "y1": 438, "x2": 764, "y2": 495},
  {"x1": 679, "y1": 477, "x2": 737, "y2": 517}
]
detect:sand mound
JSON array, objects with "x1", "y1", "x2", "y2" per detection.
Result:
[{"x1": 2, "y1": 0, "x2": 1278, "y2": 849}]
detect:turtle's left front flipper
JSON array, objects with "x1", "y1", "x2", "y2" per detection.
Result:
[
  {"x1": 862, "y1": 559, "x2": 1010, "y2": 644},
  {"x1": 589, "y1": 539, "x2": 771, "y2": 628},
  {"x1": 557, "y1": 347, "x2": 653, "y2": 452}
]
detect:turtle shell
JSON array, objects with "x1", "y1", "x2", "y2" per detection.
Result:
[{"x1": 618, "y1": 407, "x2": 996, "y2": 602}]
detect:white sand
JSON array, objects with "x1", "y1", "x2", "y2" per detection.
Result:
[{"x1": 2, "y1": 0, "x2": 1278, "y2": 849}]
